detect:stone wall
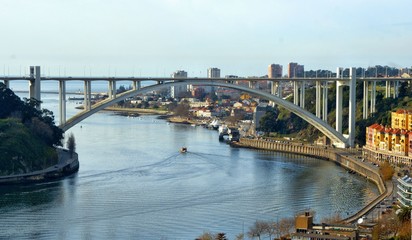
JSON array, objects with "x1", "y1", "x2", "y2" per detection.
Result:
[{"x1": 238, "y1": 138, "x2": 385, "y2": 193}]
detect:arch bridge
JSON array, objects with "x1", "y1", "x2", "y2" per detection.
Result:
[{"x1": 2, "y1": 66, "x2": 411, "y2": 148}]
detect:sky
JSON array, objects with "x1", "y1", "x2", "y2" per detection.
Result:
[{"x1": 0, "y1": 0, "x2": 411, "y2": 77}]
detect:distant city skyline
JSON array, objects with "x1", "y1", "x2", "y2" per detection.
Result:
[{"x1": 0, "y1": 0, "x2": 411, "y2": 77}]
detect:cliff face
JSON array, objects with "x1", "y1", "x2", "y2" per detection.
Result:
[{"x1": 0, "y1": 118, "x2": 58, "y2": 176}]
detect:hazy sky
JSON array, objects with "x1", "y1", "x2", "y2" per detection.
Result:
[{"x1": 0, "y1": 0, "x2": 411, "y2": 77}]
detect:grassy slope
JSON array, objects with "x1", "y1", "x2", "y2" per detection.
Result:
[{"x1": 0, "y1": 118, "x2": 57, "y2": 175}]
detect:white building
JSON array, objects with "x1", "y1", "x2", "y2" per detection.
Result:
[
  {"x1": 171, "y1": 70, "x2": 188, "y2": 98},
  {"x1": 397, "y1": 175, "x2": 412, "y2": 207},
  {"x1": 205, "y1": 67, "x2": 221, "y2": 93}
]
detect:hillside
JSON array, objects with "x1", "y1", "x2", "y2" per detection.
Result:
[
  {"x1": 262, "y1": 81, "x2": 412, "y2": 145},
  {"x1": 0, "y1": 119, "x2": 58, "y2": 175},
  {"x1": 0, "y1": 82, "x2": 63, "y2": 176}
]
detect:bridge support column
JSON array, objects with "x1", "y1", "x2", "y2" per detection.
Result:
[
  {"x1": 385, "y1": 80, "x2": 391, "y2": 98},
  {"x1": 394, "y1": 81, "x2": 399, "y2": 98},
  {"x1": 271, "y1": 81, "x2": 279, "y2": 96},
  {"x1": 108, "y1": 81, "x2": 113, "y2": 98},
  {"x1": 293, "y1": 81, "x2": 299, "y2": 105},
  {"x1": 59, "y1": 80, "x2": 66, "y2": 125},
  {"x1": 108, "y1": 80, "x2": 117, "y2": 99},
  {"x1": 300, "y1": 81, "x2": 305, "y2": 109},
  {"x1": 322, "y1": 81, "x2": 328, "y2": 122},
  {"x1": 248, "y1": 81, "x2": 255, "y2": 89},
  {"x1": 84, "y1": 80, "x2": 91, "y2": 111},
  {"x1": 3, "y1": 80, "x2": 9, "y2": 88},
  {"x1": 363, "y1": 81, "x2": 369, "y2": 119},
  {"x1": 336, "y1": 81, "x2": 344, "y2": 133},
  {"x1": 132, "y1": 80, "x2": 141, "y2": 90},
  {"x1": 278, "y1": 83, "x2": 282, "y2": 98},
  {"x1": 112, "y1": 81, "x2": 116, "y2": 98},
  {"x1": 316, "y1": 80, "x2": 321, "y2": 118},
  {"x1": 370, "y1": 81, "x2": 376, "y2": 114},
  {"x1": 348, "y1": 67, "x2": 357, "y2": 148},
  {"x1": 29, "y1": 66, "x2": 41, "y2": 109}
]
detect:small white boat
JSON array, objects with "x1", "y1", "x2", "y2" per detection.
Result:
[{"x1": 180, "y1": 147, "x2": 187, "y2": 153}]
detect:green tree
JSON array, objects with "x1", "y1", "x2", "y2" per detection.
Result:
[
  {"x1": 0, "y1": 83, "x2": 63, "y2": 146},
  {"x1": 67, "y1": 133, "x2": 76, "y2": 157},
  {"x1": 0, "y1": 83, "x2": 22, "y2": 118},
  {"x1": 258, "y1": 107, "x2": 278, "y2": 134}
]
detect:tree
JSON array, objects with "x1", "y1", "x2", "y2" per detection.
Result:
[
  {"x1": 396, "y1": 206, "x2": 411, "y2": 223},
  {"x1": 67, "y1": 133, "x2": 76, "y2": 157},
  {"x1": 247, "y1": 220, "x2": 269, "y2": 240},
  {"x1": 29, "y1": 117, "x2": 54, "y2": 145},
  {"x1": 196, "y1": 232, "x2": 214, "y2": 240},
  {"x1": 265, "y1": 221, "x2": 278, "y2": 239},
  {"x1": 258, "y1": 107, "x2": 278, "y2": 134},
  {"x1": 214, "y1": 233, "x2": 227, "y2": 240},
  {"x1": 0, "y1": 84, "x2": 63, "y2": 146},
  {"x1": 173, "y1": 100, "x2": 190, "y2": 118},
  {"x1": 0, "y1": 83, "x2": 22, "y2": 118},
  {"x1": 278, "y1": 217, "x2": 295, "y2": 237},
  {"x1": 234, "y1": 233, "x2": 244, "y2": 240},
  {"x1": 379, "y1": 160, "x2": 394, "y2": 181}
]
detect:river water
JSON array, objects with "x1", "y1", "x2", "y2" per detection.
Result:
[{"x1": 0, "y1": 84, "x2": 379, "y2": 239}]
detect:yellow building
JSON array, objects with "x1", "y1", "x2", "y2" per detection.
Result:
[
  {"x1": 366, "y1": 123, "x2": 384, "y2": 149},
  {"x1": 399, "y1": 130, "x2": 409, "y2": 155},
  {"x1": 392, "y1": 109, "x2": 412, "y2": 130},
  {"x1": 366, "y1": 109, "x2": 412, "y2": 159}
]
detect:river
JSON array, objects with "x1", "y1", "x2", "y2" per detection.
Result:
[{"x1": 0, "y1": 85, "x2": 379, "y2": 239}]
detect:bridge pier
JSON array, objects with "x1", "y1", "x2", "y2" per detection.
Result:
[
  {"x1": 108, "y1": 80, "x2": 117, "y2": 98},
  {"x1": 132, "y1": 80, "x2": 141, "y2": 90},
  {"x1": 322, "y1": 81, "x2": 328, "y2": 122},
  {"x1": 29, "y1": 66, "x2": 41, "y2": 109},
  {"x1": 334, "y1": 67, "x2": 356, "y2": 147},
  {"x1": 300, "y1": 81, "x2": 305, "y2": 109},
  {"x1": 363, "y1": 81, "x2": 369, "y2": 119},
  {"x1": 248, "y1": 80, "x2": 255, "y2": 89},
  {"x1": 293, "y1": 81, "x2": 299, "y2": 105},
  {"x1": 348, "y1": 67, "x2": 356, "y2": 147},
  {"x1": 271, "y1": 81, "x2": 282, "y2": 97},
  {"x1": 370, "y1": 81, "x2": 376, "y2": 114},
  {"x1": 385, "y1": 80, "x2": 391, "y2": 98},
  {"x1": 315, "y1": 80, "x2": 321, "y2": 118},
  {"x1": 270, "y1": 81, "x2": 281, "y2": 107},
  {"x1": 3, "y1": 80, "x2": 9, "y2": 88},
  {"x1": 394, "y1": 80, "x2": 399, "y2": 98},
  {"x1": 335, "y1": 67, "x2": 344, "y2": 133},
  {"x1": 84, "y1": 80, "x2": 91, "y2": 111},
  {"x1": 59, "y1": 80, "x2": 66, "y2": 125}
]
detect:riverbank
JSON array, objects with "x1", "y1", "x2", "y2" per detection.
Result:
[
  {"x1": 104, "y1": 106, "x2": 169, "y2": 115},
  {"x1": 74, "y1": 105, "x2": 170, "y2": 115},
  {"x1": 235, "y1": 138, "x2": 392, "y2": 224},
  {"x1": 0, "y1": 148, "x2": 79, "y2": 185}
]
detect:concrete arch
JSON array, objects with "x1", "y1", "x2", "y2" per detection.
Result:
[{"x1": 61, "y1": 80, "x2": 348, "y2": 146}]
